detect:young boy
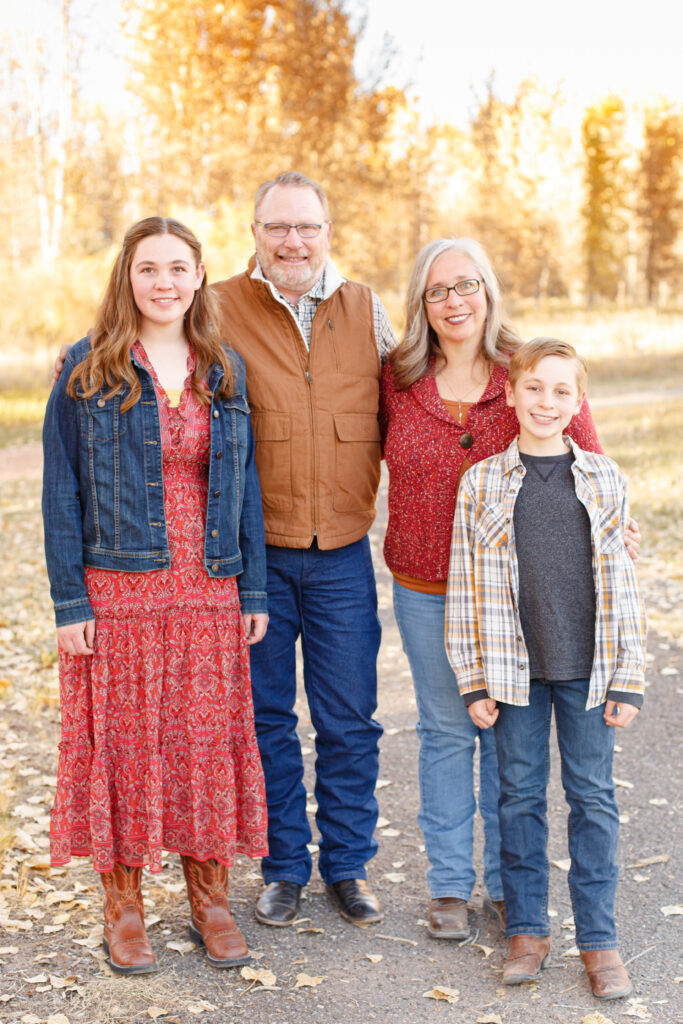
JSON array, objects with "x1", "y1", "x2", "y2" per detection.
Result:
[{"x1": 446, "y1": 338, "x2": 646, "y2": 1000}]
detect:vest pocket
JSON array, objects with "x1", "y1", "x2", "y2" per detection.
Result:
[
  {"x1": 333, "y1": 413, "x2": 381, "y2": 513},
  {"x1": 251, "y1": 412, "x2": 293, "y2": 512}
]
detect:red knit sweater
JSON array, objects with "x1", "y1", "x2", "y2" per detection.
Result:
[{"x1": 379, "y1": 360, "x2": 603, "y2": 582}]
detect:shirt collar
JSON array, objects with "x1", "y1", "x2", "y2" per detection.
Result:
[
  {"x1": 250, "y1": 256, "x2": 345, "y2": 303},
  {"x1": 503, "y1": 434, "x2": 585, "y2": 476}
]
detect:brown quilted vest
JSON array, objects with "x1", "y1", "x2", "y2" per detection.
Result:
[{"x1": 212, "y1": 269, "x2": 381, "y2": 549}]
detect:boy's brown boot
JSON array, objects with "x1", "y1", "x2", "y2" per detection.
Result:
[
  {"x1": 101, "y1": 864, "x2": 158, "y2": 975},
  {"x1": 503, "y1": 934, "x2": 551, "y2": 984},
  {"x1": 580, "y1": 949, "x2": 632, "y2": 999},
  {"x1": 181, "y1": 856, "x2": 250, "y2": 968}
]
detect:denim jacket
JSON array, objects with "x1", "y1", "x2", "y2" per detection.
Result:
[{"x1": 42, "y1": 337, "x2": 267, "y2": 626}]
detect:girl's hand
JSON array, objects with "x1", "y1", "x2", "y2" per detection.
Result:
[
  {"x1": 57, "y1": 620, "x2": 95, "y2": 655},
  {"x1": 624, "y1": 517, "x2": 641, "y2": 562},
  {"x1": 241, "y1": 612, "x2": 269, "y2": 645},
  {"x1": 468, "y1": 697, "x2": 499, "y2": 729},
  {"x1": 604, "y1": 700, "x2": 639, "y2": 729}
]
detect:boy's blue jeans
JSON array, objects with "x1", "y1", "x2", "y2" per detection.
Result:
[{"x1": 494, "y1": 678, "x2": 619, "y2": 949}]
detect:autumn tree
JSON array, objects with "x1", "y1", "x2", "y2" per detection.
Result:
[
  {"x1": 581, "y1": 95, "x2": 631, "y2": 303},
  {"x1": 637, "y1": 102, "x2": 683, "y2": 303}
]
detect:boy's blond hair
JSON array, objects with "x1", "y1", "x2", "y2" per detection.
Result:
[{"x1": 508, "y1": 337, "x2": 587, "y2": 394}]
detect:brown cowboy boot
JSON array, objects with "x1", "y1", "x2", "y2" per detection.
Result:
[
  {"x1": 181, "y1": 856, "x2": 250, "y2": 968},
  {"x1": 100, "y1": 864, "x2": 157, "y2": 975}
]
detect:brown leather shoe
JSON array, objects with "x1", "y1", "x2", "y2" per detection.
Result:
[
  {"x1": 101, "y1": 864, "x2": 157, "y2": 975},
  {"x1": 326, "y1": 879, "x2": 383, "y2": 925},
  {"x1": 181, "y1": 857, "x2": 250, "y2": 968},
  {"x1": 427, "y1": 897, "x2": 470, "y2": 939},
  {"x1": 503, "y1": 934, "x2": 552, "y2": 984},
  {"x1": 580, "y1": 949, "x2": 632, "y2": 999},
  {"x1": 484, "y1": 897, "x2": 506, "y2": 933}
]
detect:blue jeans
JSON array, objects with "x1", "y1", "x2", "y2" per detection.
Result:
[
  {"x1": 249, "y1": 537, "x2": 382, "y2": 887},
  {"x1": 494, "y1": 678, "x2": 619, "y2": 949},
  {"x1": 393, "y1": 582, "x2": 503, "y2": 901}
]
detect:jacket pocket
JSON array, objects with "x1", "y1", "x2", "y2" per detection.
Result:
[
  {"x1": 221, "y1": 393, "x2": 250, "y2": 448},
  {"x1": 474, "y1": 502, "x2": 509, "y2": 548},
  {"x1": 83, "y1": 394, "x2": 128, "y2": 443},
  {"x1": 333, "y1": 413, "x2": 381, "y2": 513},
  {"x1": 250, "y1": 412, "x2": 293, "y2": 512}
]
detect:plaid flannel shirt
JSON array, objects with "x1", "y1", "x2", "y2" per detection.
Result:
[{"x1": 446, "y1": 436, "x2": 647, "y2": 710}]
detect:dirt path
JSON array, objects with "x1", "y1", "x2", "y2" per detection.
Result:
[{"x1": 0, "y1": 455, "x2": 681, "y2": 1024}]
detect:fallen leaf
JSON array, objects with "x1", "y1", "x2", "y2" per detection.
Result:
[
  {"x1": 626, "y1": 854, "x2": 669, "y2": 869},
  {"x1": 25, "y1": 973, "x2": 49, "y2": 983},
  {"x1": 47, "y1": 1016, "x2": 71, "y2": 1024},
  {"x1": 147, "y1": 1008, "x2": 169, "y2": 1020},
  {"x1": 49, "y1": 975, "x2": 76, "y2": 988},
  {"x1": 562, "y1": 945, "x2": 580, "y2": 957},
  {"x1": 0, "y1": 947, "x2": 18, "y2": 955},
  {"x1": 43, "y1": 924, "x2": 64, "y2": 934},
  {"x1": 0, "y1": 994, "x2": 12, "y2": 1003},
  {"x1": 21, "y1": 1015, "x2": 43, "y2": 1024},
  {"x1": 633, "y1": 873, "x2": 649, "y2": 882},
  {"x1": 240, "y1": 966, "x2": 277, "y2": 987},
  {"x1": 613, "y1": 777, "x2": 633, "y2": 789},
  {"x1": 165, "y1": 939, "x2": 196, "y2": 954},
  {"x1": 45, "y1": 890, "x2": 78, "y2": 906},
  {"x1": 187, "y1": 1002, "x2": 217, "y2": 1015},
  {"x1": 294, "y1": 973, "x2": 323, "y2": 988},
  {"x1": 473, "y1": 943, "x2": 495, "y2": 958},
  {"x1": 621, "y1": 997, "x2": 652, "y2": 1019},
  {"x1": 375, "y1": 779, "x2": 392, "y2": 790},
  {"x1": 376, "y1": 817, "x2": 390, "y2": 829},
  {"x1": 476, "y1": 1015, "x2": 503, "y2": 1024},
  {"x1": 364, "y1": 953, "x2": 383, "y2": 963},
  {"x1": 423, "y1": 986, "x2": 459, "y2": 1003},
  {"x1": 660, "y1": 904, "x2": 683, "y2": 916},
  {"x1": 382, "y1": 872, "x2": 405, "y2": 883},
  {"x1": 296, "y1": 926, "x2": 324, "y2": 934},
  {"x1": 674, "y1": 976, "x2": 683, "y2": 983},
  {"x1": 661, "y1": 666, "x2": 679, "y2": 675},
  {"x1": 52, "y1": 912, "x2": 71, "y2": 925},
  {"x1": 648, "y1": 797, "x2": 668, "y2": 806},
  {"x1": 380, "y1": 828, "x2": 401, "y2": 837},
  {"x1": 551, "y1": 858, "x2": 571, "y2": 871},
  {"x1": 581, "y1": 1013, "x2": 617, "y2": 1024}
]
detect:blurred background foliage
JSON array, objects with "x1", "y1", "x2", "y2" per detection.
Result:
[{"x1": 2, "y1": 0, "x2": 683, "y2": 385}]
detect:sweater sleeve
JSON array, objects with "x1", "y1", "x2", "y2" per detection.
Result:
[{"x1": 566, "y1": 397, "x2": 603, "y2": 454}]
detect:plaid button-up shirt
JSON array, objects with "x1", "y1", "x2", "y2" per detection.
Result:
[{"x1": 446, "y1": 437, "x2": 647, "y2": 710}]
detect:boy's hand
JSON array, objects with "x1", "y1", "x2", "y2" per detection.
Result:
[
  {"x1": 52, "y1": 344, "x2": 72, "y2": 385},
  {"x1": 624, "y1": 517, "x2": 641, "y2": 562},
  {"x1": 468, "y1": 698, "x2": 498, "y2": 729},
  {"x1": 604, "y1": 700, "x2": 639, "y2": 729}
]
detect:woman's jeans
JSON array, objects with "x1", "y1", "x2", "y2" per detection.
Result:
[
  {"x1": 393, "y1": 581, "x2": 503, "y2": 901},
  {"x1": 494, "y1": 678, "x2": 619, "y2": 949}
]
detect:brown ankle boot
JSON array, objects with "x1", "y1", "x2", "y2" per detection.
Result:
[
  {"x1": 100, "y1": 864, "x2": 157, "y2": 975},
  {"x1": 181, "y1": 856, "x2": 250, "y2": 968}
]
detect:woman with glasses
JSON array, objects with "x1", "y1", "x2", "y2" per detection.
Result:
[{"x1": 379, "y1": 238, "x2": 605, "y2": 941}]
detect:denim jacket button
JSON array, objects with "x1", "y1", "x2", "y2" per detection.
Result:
[
  {"x1": 213, "y1": 490, "x2": 221, "y2": 498},
  {"x1": 213, "y1": 409, "x2": 219, "y2": 418},
  {"x1": 211, "y1": 563, "x2": 219, "y2": 572},
  {"x1": 216, "y1": 451, "x2": 223, "y2": 459},
  {"x1": 211, "y1": 529, "x2": 218, "y2": 538},
  {"x1": 97, "y1": 398, "x2": 106, "y2": 408}
]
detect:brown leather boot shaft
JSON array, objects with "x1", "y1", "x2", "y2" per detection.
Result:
[
  {"x1": 181, "y1": 856, "x2": 249, "y2": 967},
  {"x1": 100, "y1": 864, "x2": 157, "y2": 974}
]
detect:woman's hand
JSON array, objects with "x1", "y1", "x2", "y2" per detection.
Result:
[
  {"x1": 624, "y1": 517, "x2": 641, "y2": 562},
  {"x1": 57, "y1": 620, "x2": 95, "y2": 655},
  {"x1": 604, "y1": 700, "x2": 639, "y2": 729},
  {"x1": 467, "y1": 697, "x2": 499, "y2": 729},
  {"x1": 241, "y1": 613, "x2": 269, "y2": 645}
]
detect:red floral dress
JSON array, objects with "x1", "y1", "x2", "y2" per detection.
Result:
[{"x1": 51, "y1": 346, "x2": 268, "y2": 873}]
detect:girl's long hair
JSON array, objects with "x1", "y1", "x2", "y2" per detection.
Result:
[
  {"x1": 389, "y1": 237, "x2": 522, "y2": 390},
  {"x1": 68, "y1": 217, "x2": 234, "y2": 410}
]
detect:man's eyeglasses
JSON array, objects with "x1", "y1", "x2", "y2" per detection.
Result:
[
  {"x1": 254, "y1": 222, "x2": 327, "y2": 238},
  {"x1": 423, "y1": 279, "x2": 481, "y2": 303}
]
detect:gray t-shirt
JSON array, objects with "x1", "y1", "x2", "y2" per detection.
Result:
[{"x1": 514, "y1": 450, "x2": 596, "y2": 681}]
